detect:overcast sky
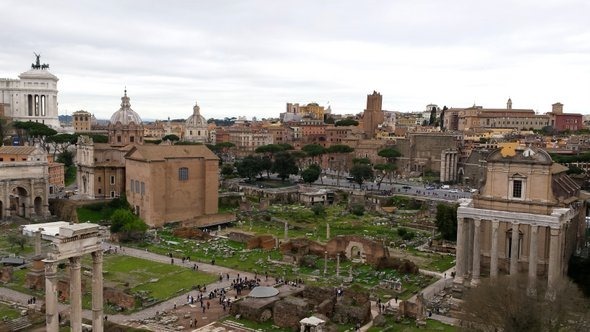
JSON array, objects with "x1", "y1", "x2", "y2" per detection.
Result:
[{"x1": 1, "y1": 0, "x2": 589, "y2": 121}]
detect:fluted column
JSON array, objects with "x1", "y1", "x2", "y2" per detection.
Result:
[
  {"x1": 44, "y1": 260, "x2": 59, "y2": 332},
  {"x1": 70, "y1": 257, "x2": 82, "y2": 332},
  {"x1": 454, "y1": 217, "x2": 466, "y2": 284},
  {"x1": 528, "y1": 225, "x2": 538, "y2": 291},
  {"x1": 490, "y1": 220, "x2": 499, "y2": 278},
  {"x1": 92, "y1": 250, "x2": 104, "y2": 332},
  {"x1": 471, "y1": 219, "x2": 481, "y2": 285},
  {"x1": 547, "y1": 228, "x2": 561, "y2": 294},
  {"x1": 467, "y1": 220, "x2": 473, "y2": 275},
  {"x1": 510, "y1": 223, "x2": 519, "y2": 275}
]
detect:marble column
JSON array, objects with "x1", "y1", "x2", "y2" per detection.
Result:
[
  {"x1": 323, "y1": 251, "x2": 328, "y2": 275},
  {"x1": 336, "y1": 253, "x2": 340, "y2": 277},
  {"x1": 490, "y1": 220, "x2": 499, "y2": 278},
  {"x1": 454, "y1": 217, "x2": 466, "y2": 284},
  {"x1": 70, "y1": 256, "x2": 82, "y2": 332},
  {"x1": 510, "y1": 224, "x2": 519, "y2": 275},
  {"x1": 471, "y1": 219, "x2": 481, "y2": 285},
  {"x1": 528, "y1": 225, "x2": 539, "y2": 292},
  {"x1": 547, "y1": 228, "x2": 561, "y2": 293},
  {"x1": 34, "y1": 231, "x2": 42, "y2": 255},
  {"x1": 92, "y1": 250, "x2": 104, "y2": 332},
  {"x1": 284, "y1": 221, "x2": 288, "y2": 241},
  {"x1": 467, "y1": 220, "x2": 474, "y2": 275},
  {"x1": 44, "y1": 260, "x2": 59, "y2": 332}
]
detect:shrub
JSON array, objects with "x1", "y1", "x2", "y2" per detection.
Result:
[
  {"x1": 350, "y1": 204, "x2": 365, "y2": 216},
  {"x1": 311, "y1": 204, "x2": 325, "y2": 216}
]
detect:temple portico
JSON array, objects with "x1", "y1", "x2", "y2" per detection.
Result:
[
  {"x1": 23, "y1": 222, "x2": 104, "y2": 332},
  {"x1": 454, "y1": 200, "x2": 577, "y2": 291},
  {"x1": 453, "y1": 147, "x2": 585, "y2": 296}
]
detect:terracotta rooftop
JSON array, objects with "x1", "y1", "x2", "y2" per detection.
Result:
[
  {"x1": 126, "y1": 145, "x2": 218, "y2": 161},
  {"x1": 0, "y1": 146, "x2": 39, "y2": 155}
]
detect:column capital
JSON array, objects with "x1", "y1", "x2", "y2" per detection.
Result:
[
  {"x1": 70, "y1": 256, "x2": 81, "y2": 269},
  {"x1": 92, "y1": 250, "x2": 103, "y2": 263},
  {"x1": 43, "y1": 260, "x2": 58, "y2": 276},
  {"x1": 550, "y1": 228, "x2": 561, "y2": 236},
  {"x1": 474, "y1": 218, "x2": 481, "y2": 227}
]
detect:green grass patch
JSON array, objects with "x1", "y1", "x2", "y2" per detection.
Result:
[
  {"x1": 0, "y1": 302, "x2": 22, "y2": 320},
  {"x1": 367, "y1": 317, "x2": 456, "y2": 332},
  {"x1": 65, "y1": 165, "x2": 77, "y2": 186}
]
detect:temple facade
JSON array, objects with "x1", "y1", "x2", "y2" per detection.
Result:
[{"x1": 454, "y1": 146, "x2": 585, "y2": 293}]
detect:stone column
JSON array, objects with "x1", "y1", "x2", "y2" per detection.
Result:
[
  {"x1": 326, "y1": 223, "x2": 330, "y2": 240},
  {"x1": 44, "y1": 260, "x2": 59, "y2": 332},
  {"x1": 547, "y1": 228, "x2": 561, "y2": 294},
  {"x1": 466, "y1": 220, "x2": 473, "y2": 275},
  {"x1": 490, "y1": 220, "x2": 499, "y2": 278},
  {"x1": 336, "y1": 253, "x2": 340, "y2": 277},
  {"x1": 471, "y1": 219, "x2": 481, "y2": 285},
  {"x1": 323, "y1": 251, "x2": 328, "y2": 275},
  {"x1": 454, "y1": 217, "x2": 466, "y2": 284},
  {"x1": 528, "y1": 225, "x2": 539, "y2": 294},
  {"x1": 34, "y1": 231, "x2": 42, "y2": 255},
  {"x1": 70, "y1": 256, "x2": 82, "y2": 332},
  {"x1": 510, "y1": 223, "x2": 519, "y2": 275},
  {"x1": 284, "y1": 221, "x2": 288, "y2": 241},
  {"x1": 92, "y1": 250, "x2": 104, "y2": 332}
]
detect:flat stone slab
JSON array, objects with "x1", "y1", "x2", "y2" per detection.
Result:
[{"x1": 248, "y1": 286, "x2": 279, "y2": 298}]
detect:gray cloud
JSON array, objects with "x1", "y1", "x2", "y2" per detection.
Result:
[{"x1": 0, "y1": 0, "x2": 589, "y2": 120}]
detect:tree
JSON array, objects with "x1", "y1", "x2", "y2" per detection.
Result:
[
  {"x1": 435, "y1": 203, "x2": 457, "y2": 241},
  {"x1": 13, "y1": 121, "x2": 57, "y2": 151},
  {"x1": 236, "y1": 155, "x2": 263, "y2": 181},
  {"x1": 57, "y1": 150, "x2": 74, "y2": 167},
  {"x1": 272, "y1": 151, "x2": 298, "y2": 181},
  {"x1": 335, "y1": 118, "x2": 359, "y2": 127},
  {"x1": 110, "y1": 209, "x2": 148, "y2": 242},
  {"x1": 326, "y1": 144, "x2": 354, "y2": 186},
  {"x1": 459, "y1": 275, "x2": 590, "y2": 332},
  {"x1": 0, "y1": 116, "x2": 10, "y2": 146},
  {"x1": 7, "y1": 233, "x2": 28, "y2": 251},
  {"x1": 76, "y1": 133, "x2": 108, "y2": 143},
  {"x1": 260, "y1": 155, "x2": 273, "y2": 178},
  {"x1": 47, "y1": 133, "x2": 76, "y2": 158},
  {"x1": 374, "y1": 163, "x2": 396, "y2": 189},
  {"x1": 349, "y1": 163, "x2": 374, "y2": 187},
  {"x1": 162, "y1": 134, "x2": 180, "y2": 143},
  {"x1": 302, "y1": 144, "x2": 326, "y2": 164},
  {"x1": 301, "y1": 164, "x2": 321, "y2": 185},
  {"x1": 220, "y1": 163, "x2": 235, "y2": 177}
]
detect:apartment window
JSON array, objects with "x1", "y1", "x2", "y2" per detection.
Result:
[
  {"x1": 130, "y1": 179, "x2": 134, "y2": 191},
  {"x1": 98, "y1": 176, "x2": 102, "y2": 183},
  {"x1": 512, "y1": 180, "x2": 522, "y2": 198},
  {"x1": 141, "y1": 182, "x2": 145, "y2": 195},
  {"x1": 179, "y1": 167, "x2": 189, "y2": 181},
  {"x1": 135, "y1": 180, "x2": 140, "y2": 193},
  {"x1": 110, "y1": 175, "x2": 115, "y2": 185}
]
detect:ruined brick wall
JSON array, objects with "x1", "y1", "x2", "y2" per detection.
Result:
[
  {"x1": 325, "y1": 235, "x2": 390, "y2": 265},
  {"x1": 228, "y1": 231, "x2": 254, "y2": 243},
  {"x1": 104, "y1": 287, "x2": 135, "y2": 310},
  {"x1": 273, "y1": 297, "x2": 312, "y2": 329},
  {"x1": 246, "y1": 235, "x2": 276, "y2": 250},
  {"x1": 0, "y1": 266, "x2": 13, "y2": 283}
]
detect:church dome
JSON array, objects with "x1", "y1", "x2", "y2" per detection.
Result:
[
  {"x1": 186, "y1": 101, "x2": 207, "y2": 127},
  {"x1": 110, "y1": 90, "x2": 142, "y2": 125}
]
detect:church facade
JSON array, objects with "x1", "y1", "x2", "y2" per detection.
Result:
[
  {"x1": 454, "y1": 146, "x2": 585, "y2": 293},
  {"x1": 0, "y1": 55, "x2": 60, "y2": 128},
  {"x1": 76, "y1": 90, "x2": 142, "y2": 199}
]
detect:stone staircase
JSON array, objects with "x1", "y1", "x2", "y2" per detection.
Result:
[{"x1": 4, "y1": 316, "x2": 32, "y2": 331}]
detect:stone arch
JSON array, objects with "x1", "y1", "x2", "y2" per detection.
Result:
[
  {"x1": 10, "y1": 186, "x2": 28, "y2": 218},
  {"x1": 345, "y1": 240, "x2": 366, "y2": 263},
  {"x1": 34, "y1": 197, "x2": 43, "y2": 216}
]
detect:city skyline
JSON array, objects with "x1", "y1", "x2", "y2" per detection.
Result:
[{"x1": 1, "y1": 0, "x2": 589, "y2": 121}]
